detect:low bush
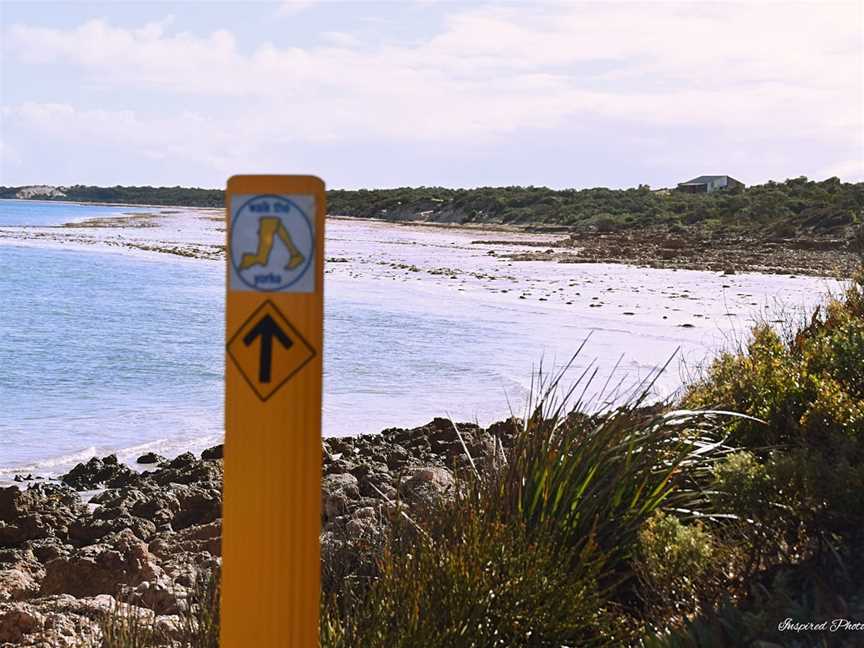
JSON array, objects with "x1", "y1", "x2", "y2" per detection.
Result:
[
  {"x1": 322, "y1": 501, "x2": 610, "y2": 648},
  {"x1": 69, "y1": 269, "x2": 864, "y2": 648},
  {"x1": 663, "y1": 270, "x2": 864, "y2": 645},
  {"x1": 635, "y1": 512, "x2": 721, "y2": 621},
  {"x1": 686, "y1": 272, "x2": 864, "y2": 543},
  {"x1": 322, "y1": 366, "x2": 736, "y2": 646}
]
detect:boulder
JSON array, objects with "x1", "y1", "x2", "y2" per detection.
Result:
[
  {"x1": 0, "y1": 567, "x2": 41, "y2": 602},
  {"x1": 136, "y1": 452, "x2": 167, "y2": 465},
  {"x1": 323, "y1": 458, "x2": 357, "y2": 475},
  {"x1": 68, "y1": 512, "x2": 157, "y2": 546},
  {"x1": 345, "y1": 516, "x2": 378, "y2": 538},
  {"x1": 399, "y1": 466, "x2": 455, "y2": 507},
  {"x1": 149, "y1": 521, "x2": 222, "y2": 560},
  {"x1": 40, "y1": 529, "x2": 162, "y2": 598},
  {"x1": 201, "y1": 445, "x2": 224, "y2": 461},
  {"x1": 0, "y1": 484, "x2": 85, "y2": 546},
  {"x1": 171, "y1": 485, "x2": 222, "y2": 530},
  {"x1": 167, "y1": 453, "x2": 197, "y2": 469},
  {"x1": 61, "y1": 455, "x2": 137, "y2": 490},
  {"x1": 26, "y1": 538, "x2": 69, "y2": 564},
  {"x1": 124, "y1": 577, "x2": 183, "y2": 615},
  {"x1": 0, "y1": 606, "x2": 43, "y2": 645},
  {"x1": 151, "y1": 455, "x2": 222, "y2": 488},
  {"x1": 0, "y1": 594, "x2": 116, "y2": 647},
  {"x1": 357, "y1": 472, "x2": 395, "y2": 500},
  {"x1": 384, "y1": 444, "x2": 410, "y2": 470},
  {"x1": 90, "y1": 486, "x2": 180, "y2": 529},
  {"x1": 322, "y1": 474, "x2": 360, "y2": 522}
]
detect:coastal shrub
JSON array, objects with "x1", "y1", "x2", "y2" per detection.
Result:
[
  {"x1": 640, "y1": 556, "x2": 864, "y2": 648},
  {"x1": 685, "y1": 273, "x2": 864, "y2": 544},
  {"x1": 322, "y1": 364, "x2": 735, "y2": 646},
  {"x1": 321, "y1": 499, "x2": 612, "y2": 648},
  {"x1": 711, "y1": 451, "x2": 779, "y2": 535},
  {"x1": 684, "y1": 325, "x2": 803, "y2": 449},
  {"x1": 667, "y1": 269, "x2": 864, "y2": 644},
  {"x1": 634, "y1": 512, "x2": 718, "y2": 618},
  {"x1": 487, "y1": 404, "x2": 725, "y2": 582}
]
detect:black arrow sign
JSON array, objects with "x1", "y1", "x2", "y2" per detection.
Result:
[{"x1": 243, "y1": 314, "x2": 293, "y2": 383}]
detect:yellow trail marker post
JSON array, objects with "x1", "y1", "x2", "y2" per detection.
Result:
[{"x1": 222, "y1": 176, "x2": 325, "y2": 647}]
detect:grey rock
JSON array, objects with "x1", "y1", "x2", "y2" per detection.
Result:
[
  {"x1": 201, "y1": 445, "x2": 224, "y2": 461},
  {"x1": 61, "y1": 455, "x2": 137, "y2": 490},
  {"x1": 399, "y1": 466, "x2": 455, "y2": 507},
  {"x1": 0, "y1": 484, "x2": 85, "y2": 546},
  {"x1": 136, "y1": 452, "x2": 167, "y2": 465}
]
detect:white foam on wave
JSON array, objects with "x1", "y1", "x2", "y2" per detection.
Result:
[
  {"x1": 0, "y1": 432, "x2": 224, "y2": 489},
  {"x1": 0, "y1": 446, "x2": 100, "y2": 476}
]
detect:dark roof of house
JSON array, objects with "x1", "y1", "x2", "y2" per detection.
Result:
[{"x1": 679, "y1": 175, "x2": 740, "y2": 185}]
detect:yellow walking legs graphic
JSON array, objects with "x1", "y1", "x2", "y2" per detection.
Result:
[{"x1": 239, "y1": 217, "x2": 305, "y2": 271}]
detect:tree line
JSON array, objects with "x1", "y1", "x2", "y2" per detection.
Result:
[{"x1": 2, "y1": 177, "x2": 861, "y2": 237}]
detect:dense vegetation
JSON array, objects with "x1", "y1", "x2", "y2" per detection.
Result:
[
  {"x1": 320, "y1": 271, "x2": 864, "y2": 647},
  {"x1": 321, "y1": 391, "x2": 732, "y2": 647},
  {"x1": 329, "y1": 177, "x2": 862, "y2": 238},
  {"x1": 4, "y1": 177, "x2": 862, "y2": 237},
  {"x1": 75, "y1": 269, "x2": 863, "y2": 646},
  {"x1": 673, "y1": 272, "x2": 864, "y2": 646},
  {"x1": 0, "y1": 185, "x2": 225, "y2": 208}
]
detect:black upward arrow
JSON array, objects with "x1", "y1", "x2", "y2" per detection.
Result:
[{"x1": 243, "y1": 314, "x2": 293, "y2": 384}]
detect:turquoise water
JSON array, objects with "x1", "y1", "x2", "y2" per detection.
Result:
[{"x1": 0, "y1": 199, "x2": 152, "y2": 226}]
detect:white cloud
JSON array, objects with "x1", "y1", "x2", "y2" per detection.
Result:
[
  {"x1": 276, "y1": 0, "x2": 321, "y2": 16},
  {"x1": 6, "y1": 4, "x2": 861, "y2": 136},
  {"x1": 0, "y1": 137, "x2": 22, "y2": 172},
  {"x1": 320, "y1": 31, "x2": 361, "y2": 48},
  {"x1": 3, "y1": 102, "x2": 248, "y2": 177},
  {"x1": 2, "y1": 2, "x2": 862, "y2": 184}
]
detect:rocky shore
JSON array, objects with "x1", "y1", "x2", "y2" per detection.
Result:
[
  {"x1": 0, "y1": 418, "x2": 511, "y2": 647},
  {"x1": 482, "y1": 228, "x2": 858, "y2": 277}
]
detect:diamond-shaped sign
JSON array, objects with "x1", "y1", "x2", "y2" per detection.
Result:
[{"x1": 227, "y1": 300, "x2": 316, "y2": 402}]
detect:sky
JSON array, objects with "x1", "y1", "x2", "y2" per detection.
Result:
[{"x1": 0, "y1": 0, "x2": 862, "y2": 190}]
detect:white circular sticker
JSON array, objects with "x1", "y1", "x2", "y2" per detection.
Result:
[{"x1": 230, "y1": 194, "x2": 315, "y2": 293}]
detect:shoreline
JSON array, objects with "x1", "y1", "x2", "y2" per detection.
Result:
[
  {"x1": 0, "y1": 417, "x2": 504, "y2": 645},
  {"x1": 0, "y1": 202, "x2": 850, "y2": 488},
  {"x1": 3, "y1": 200, "x2": 854, "y2": 278},
  {"x1": 497, "y1": 229, "x2": 856, "y2": 278},
  {"x1": 0, "y1": 197, "x2": 222, "y2": 213}
]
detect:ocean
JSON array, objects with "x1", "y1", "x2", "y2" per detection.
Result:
[
  {"x1": 0, "y1": 199, "x2": 154, "y2": 226},
  {"x1": 0, "y1": 199, "x2": 841, "y2": 481}
]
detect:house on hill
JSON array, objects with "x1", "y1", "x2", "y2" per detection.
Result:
[{"x1": 676, "y1": 175, "x2": 744, "y2": 194}]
